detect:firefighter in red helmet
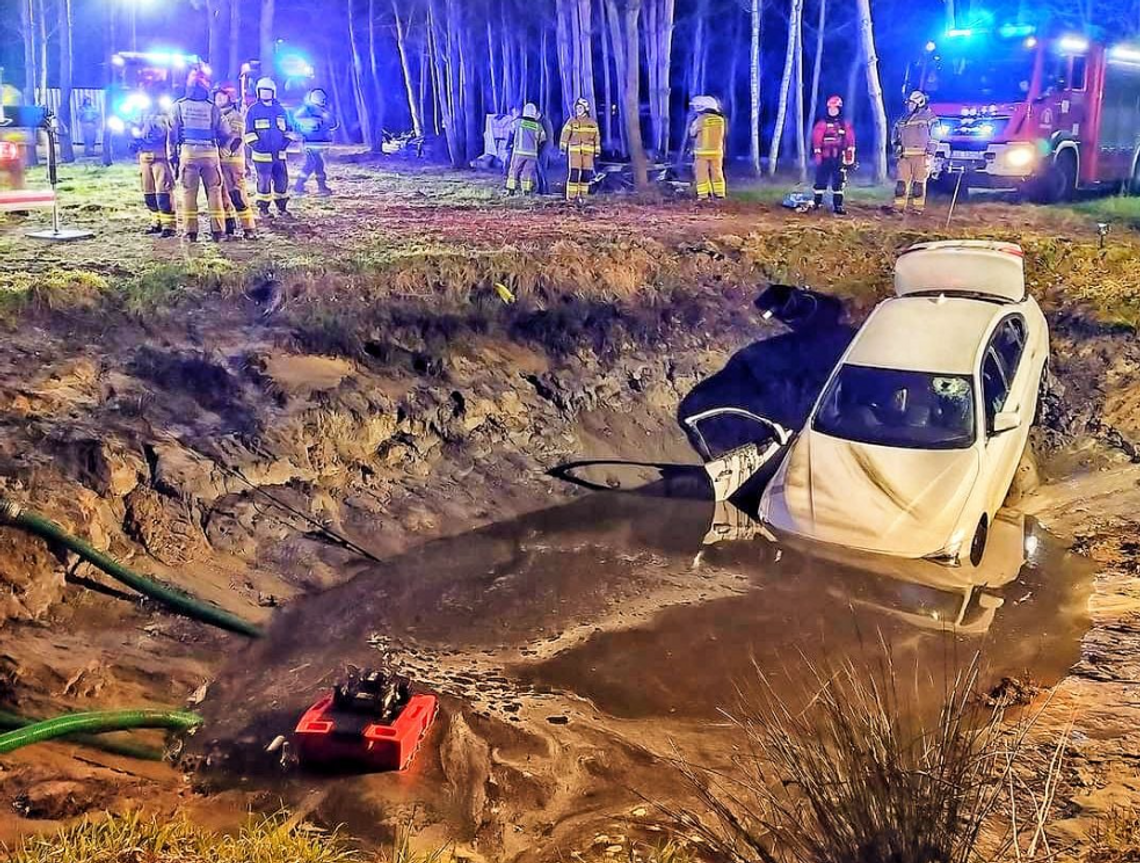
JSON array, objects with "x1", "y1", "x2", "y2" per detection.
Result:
[{"x1": 810, "y1": 95, "x2": 856, "y2": 215}]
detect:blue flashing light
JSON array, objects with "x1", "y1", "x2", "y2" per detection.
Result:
[
  {"x1": 1025, "y1": 36, "x2": 1038, "y2": 48},
  {"x1": 1108, "y1": 44, "x2": 1140, "y2": 64},
  {"x1": 947, "y1": 28, "x2": 974, "y2": 37},
  {"x1": 925, "y1": 40, "x2": 937, "y2": 52},
  {"x1": 998, "y1": 23, "x2": 1035, "y2": 38},
  {"x1": 278, "y1": 52, "x2": 315, "y2": 79},
  {"x1": 1057, "y1": 35, "x2": 1090, "y2": 53}
]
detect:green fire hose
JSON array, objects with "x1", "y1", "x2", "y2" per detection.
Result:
[
  {"x1": 0, "y1": 709, "x2": 202, "y2": 755},
  {"x1": 0, "y1": 710, "x2": 165, "y2": 761},
  {"x1": 0, "y1": 498, "x2": 263, "y2": 638}
]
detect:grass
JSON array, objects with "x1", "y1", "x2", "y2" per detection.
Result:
[
  {"x1": 661, "y1": 654, "x2": 1069, "y2": 863},
  {"x1": 732, "y1": 180, "x2": 894, "y2": 207}
]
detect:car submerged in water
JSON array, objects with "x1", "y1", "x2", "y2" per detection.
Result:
[{"x1": 756, "y1": 240, "x2": 1049, "y2": 568}]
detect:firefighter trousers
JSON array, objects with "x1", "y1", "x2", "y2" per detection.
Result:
[
  {"x1": 566, "y1": 151, "x2": 596, "y2": 200},
  {"x1": 254, "y1": 158, "x2": 290, "y2": 212},
  {"x1": 220, "y1": 158, "x2": 256, "y2": 232},
  {"x1": 297, "y1": 147, "x2": 329, "y2": 190},
  {"x1": 813, "y1": 158, "x2": 848, "y2": 211},
  {"x1": 506, "y1": 153, "x2": 537, "y2": 194},
  {"x1": 139, "y1": 153, "x2": 176, "y2": 232},
  {"x1": 179, "y1": 147, "x2": 227, "y2": 236},
  {"x1": 693, "y1": 153, "x2": 726, "y2": 200},
  {"x1": 894, "y1": 154, "x2": 931, "y2": 213}
]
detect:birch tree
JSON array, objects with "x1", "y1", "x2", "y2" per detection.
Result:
[
  {"x1": 229, "y1": 0, "x2": 242, "y2": 84},
  {"x1": 806, "y1": 0, "x2": 826, "y2": 137},
  {"x1": 393, "y1": 0, "x2": 424, "y2": 137},
  {"x1": 59, "y1": 0, "x2": 76, "y2": 162},
  {"x1": 606, "y1": 0, "x2": 648, "y2": 187},
  {"x1": 644, "y1": 0, "x2": 675, "y2": 157},
  {"x1": 205, "y1": 0, "x2": 226, "y2": 76},
  {"x1": 855, "y1": 0, "x2": 888, "y2": 181},
  {"x1": 768, "y1": 0, "x2": 804, "y2": 176},
  {"x1": 749, "y1": 0, "x2": 761, "y2": 175},
  {"x1": 259, "y1": 0, "x2": 275, "y2": 69}
]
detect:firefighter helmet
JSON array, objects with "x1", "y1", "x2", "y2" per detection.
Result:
[
  {"x1": 213, "y1": 82, "x2": 239, "y2": 106},
  {"x1": 691, "y1": 95, "x2": 719, "y2": 113},
  {"x1": 574, "y1": 98, "x2": 591, "y2": 116},
  {"x1": 308, "y1": 88, "x2": 329, "y2": 107},
  {"x1": 256, "y1": 77, "x2": 278, "y2": 99},
  {"x1": 522, "y1": 102, "x2": 539, "y2": 120},
  {"x1": 907, "y1": 90, "x2": 929, "y2": 111},
  {"x1": 187, "y1": 68, "x2": 212, "y2": 100},
  {"x1": 826, "y1": 95, "x2": 844, "y2": 114}
]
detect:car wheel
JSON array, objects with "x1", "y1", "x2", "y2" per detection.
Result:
[{"x1": 969, "y1": 517, "x2": 989, "y2": 567}]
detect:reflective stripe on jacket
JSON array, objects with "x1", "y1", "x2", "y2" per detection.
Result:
[
  {"x1": 170, "y1": 97, "x2": 225, "y2": 155},
  {"x1": 893, "y1": 108, "x2": 937, "y2": 156},
  {"x1": 559, "y1": 118, "x2": 601, "y2": 156},
  {"x1": 244, "y1": 100, "x2": 293, "y2": 160},
  {"x1": 812, "y1": 118, "x2": 856, "y2": 163}
]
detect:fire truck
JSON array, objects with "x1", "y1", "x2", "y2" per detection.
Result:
[
  {"x1": 106, "y1": 51, "x2": 208, "y2": 135},
  {"x1": 917, "y1": 27, "x2": 1140, "y2": 201}
]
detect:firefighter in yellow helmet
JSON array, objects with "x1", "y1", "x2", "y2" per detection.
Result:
[
  {"x1": 688, "y1": 96, "x2": 727, "y2": 201},
  {"x1": 213, "y1": 82, "x2": 257, "y2": 239},
  {"x1": 169, "y1": 70, "x2": 231, "y2": 241},
  {"x1": 127, "y1": 88, "x2": 176, "y2": 237},
  {"x1": 560, "y1": 98, "x2": 601, "y2": 203},
  {"x1": 891, "y1": 90, "x2": 937, "y2": 215},
  {"x1": 506, "y1": 103, "x2": 546, "y2": 195}
]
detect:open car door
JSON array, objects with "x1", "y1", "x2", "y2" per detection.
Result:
[{"x1": 683, "y1": 408, "x2": 792, "y2": 502}]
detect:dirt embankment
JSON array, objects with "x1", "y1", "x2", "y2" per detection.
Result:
[{"x1": 5, "y1": 183, "x2": 1140, "y2": 856}]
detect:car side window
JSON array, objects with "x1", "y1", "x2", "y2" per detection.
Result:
[
  {"x1": 981, "y1": 349, "x2": 1009, "y2": 434},
  {"x1": 993, "y1": 316, "x2": 1027, "y2": 383}
]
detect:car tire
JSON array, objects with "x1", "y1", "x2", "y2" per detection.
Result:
[{"x1": 969, "y1": 517, "x2": 989, "y2": 567}]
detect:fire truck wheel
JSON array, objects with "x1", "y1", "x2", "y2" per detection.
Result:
[{"x1": 1034, "y1": 151, "x2": 1077, "y2": 204}]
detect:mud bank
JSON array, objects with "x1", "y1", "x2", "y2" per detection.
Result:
[{"x1": 4, "y1": 203, "x2": 1140, "y2": 856}]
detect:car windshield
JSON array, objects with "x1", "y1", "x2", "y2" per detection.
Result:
[
  {"x1": 813, "y1": 364, "x2": 977, "y2": 450},
  {"x1": 923, "y1": 53, "x2": 1035, "y2": 103}
]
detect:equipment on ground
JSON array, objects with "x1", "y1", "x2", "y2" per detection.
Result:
[
  {"x1": 22, "y1": 111, "x2": 95, "y2": 242},
  {"x1": 294, "y1": 668, "x2": 437, "y2": 772}
]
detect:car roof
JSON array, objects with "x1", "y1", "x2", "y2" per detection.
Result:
[{"x1": 844, "y1": 295, "x2": 1007, "y2": 375}]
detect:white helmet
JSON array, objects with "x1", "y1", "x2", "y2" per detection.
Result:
[
  {"x1": 256, "y1": 77, "x2": 277, "y2": 98},
  {"x1": 522, "y1": 102, "x2": 539, "y2": 120},
  {"x1": 907, "y1": 90, "x2": 929, "y2": 111},
  {"x1": 574, "y1": 98, "x2": 591, "y2": 116},
  {"x1": 691, "y1": 95, "x2": 719, "y2": 113}
]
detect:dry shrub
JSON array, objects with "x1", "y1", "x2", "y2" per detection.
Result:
[
  {"x1": 1087, "y1": 808, "x2": 1140, "y2": 862},
  {"x1": 309, "y1": 408, "x2": 398, "y2": 482},
  {"x1": 664, "y1": 655, "x2": 1068, "y2": 863}
]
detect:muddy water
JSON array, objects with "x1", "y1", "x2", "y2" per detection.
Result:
[{"x1": 205, "y1": 473, "x2": 1093, "y2": 748}]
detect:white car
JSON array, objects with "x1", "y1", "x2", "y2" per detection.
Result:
[{"x1": 758, "y1": 240, "x2": 1050, "y2": 569}]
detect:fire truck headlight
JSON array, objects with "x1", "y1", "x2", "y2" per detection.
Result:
[
  {"x1": 976, "y1": 122, "x2": 995, "y2": 137},
  {"x1": 1004, "y1": 145, "x2": 1036, "y2": 168},
  {"x1": 107, "y1": 116, "x2": 126, "y2": 134},
  {"x1": 933, "y1": 122, "x2": 951, "y2": 139},
  {"x1": 159, "y1": 95, "x2": 173, "y2": 111}
]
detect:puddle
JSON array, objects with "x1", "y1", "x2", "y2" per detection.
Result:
[{"x1": 205, "y1": 479, "x2": 1093, "y2": 746}]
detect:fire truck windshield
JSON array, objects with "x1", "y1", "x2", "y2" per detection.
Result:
[{"x1": 924, "y1": 54, "x2": 1036, "y2": 103}]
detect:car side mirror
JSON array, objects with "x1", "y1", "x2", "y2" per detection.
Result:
[{"x1": 992, "y1": 411, "x2": 1022, "y2": 435}]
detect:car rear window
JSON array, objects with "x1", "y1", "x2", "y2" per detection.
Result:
[{"x1": 813, "y1": 364, "x2": 977, "y2": 450}]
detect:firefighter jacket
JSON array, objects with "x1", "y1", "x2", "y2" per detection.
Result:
[
  {"x1": 559, "y1": 117, "x2": 601, "y2": 157},
  {"x1": 689, "y1": 111, "x2": 727, "y2": 159},
  {"x1": 510, "y1": 117, "x2": 546, "y2": 158},
  {"x1": 244, "y1": 99, "x2": 294, "y2": 162},
  {"x1": 893, "y1": 107, "x2": 937, "y2": 157},
  {"x1": 130, "y1": 109, "x2": 171, "y2": 157},
  {"x1": 812, "y1": 118, "x2": 856, "y2": 164},
  {"x1": 295, "y1": 104, "x2": 338, "y2": 146},
  {"x1": 218, "y1": 104, "x2": 246, "y2": 162},
  {"x1": 169, "y1": 95, "x2": 228, "y2": 157}
]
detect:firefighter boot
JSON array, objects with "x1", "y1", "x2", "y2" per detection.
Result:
[
  {"x1": 276, "y1": 198, "x2": 289, "y2": 215},
  {"x1": 293, "y1": 178, "x2": 306, "y2": 197},
  {"x1": 317, "y1": 179, "x2": 333, "y2": 197},
  {"x1": 187, "y1": 232, "x2": 199, "y2": 243},
  {"x1": 244, "y1": 229, "x2": 259, "y2": 241},
  {"x1": 258, "y1": 201, "x2": 271, "y2": 217},
  {"x1": 144, "y1": 224, "x2": 162, "y2": 235},
  {"x1": 225, "y1": 217, "x2": 237, "y2": 237}
]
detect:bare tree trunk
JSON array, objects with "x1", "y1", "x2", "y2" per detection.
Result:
[
  {"x1": 229, "y1": 0, "x2": 242, "y2": 83},
  {"x1": 394, "y1": 1, "x2": 424, "y2": 136},
  {"x1": 259, "y1": 0, "x2": 275, "y2": 69},
  {"x1": 600, "y1": 0, "x2": 614, "y2": 150},
  {"x1": 368, "y1": 0, "x2": 386, "y2": 147},
  {"x1": 427, "y1": 0, "x2": 463, "y2": 165},
  {"x1": 608, "y1": 0, "x2": 647, "y2": 188},
  {"x1": 101, "y1": 0, "x2": 114, "y2": 165},
  {"x1": 688, "y1": 0, "x2": 707, "y2": 99},
  {"x1": 20, "y1": 0, "x2": 37, "y2": 97},
  {"x1": 768, "y1": 0, "x2": 802, "y2": 176},
  {"x1": 856, "y1": 0, "x2": 888, "y2": 182},
  {"x1": 645, "y1": 0, "x2": 673, "y2": 157},
  {"x1": 347, "y1": 0, "x2": 374, "y2": 146},
  {"x1": 793, "y1": 13, "x2": 806, "y2": 181},
  {"x1": 206, "y1": 0, "x2": 226, "y2": 76},
  {"x1": 578, "y1": 0, "x2": 596, "y2": 112},
  {"x1": 486, "y1": 19, "x2": 499, "y2": 111},
  {"x1": 749, "y1": 0, "x2": 762, "y2": 175},
  {"x1": 541, "y1": 28, "x2": 551, "y2": 119},
  {"x1": 556, "y1": 0, "x2": 573, "y2": 112},
  {"x1": 457, "y1": 1, "x2": 480, "y2": 162},
  {"x1": 807, "y1": 0, "x2": 825, "y2": 140},
  {"x1": 59, "y1": 0, "x2": 76, "y2": 162},
  {"x1": 36, "y1": 0, "x2": 48, "y2": 96}
]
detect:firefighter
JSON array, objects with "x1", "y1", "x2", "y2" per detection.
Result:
[
  {"x1": 169, "y1": 71, "x2": 230, "y2": 241},
  {"x1": 536, "y1": 109, "x2": 556, "y2": 195},
  {"x1": 560, "y1": 98, "x2": 601, "y2": 203},
  {"x1": 811, "y1": 95, "x2": 856, "y2": 215},
  {"x1": 891, "y1": 90, "x2": 937, "y2": 215},
  {"x1": 78, "y1": 97, "x2": 100, "y2": 157},
  {"x1": 294, "y1": 87, "x2": 338, "y2": 197},
  {"x1": 505, "y1": 103, "x2": 545, "y2": 195},
  {"x1": 128, "y1": 93, "x2": 176, "y2": 237},
  {"x1": 213, "y1": 82, "x2": 257, "y2": 239},
  {"x1": 688, "y1": 95, "x2": 727, "y2": 201},
  {"x1": 244, "y1": 77, "x2": 294, "y2": 215}
]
